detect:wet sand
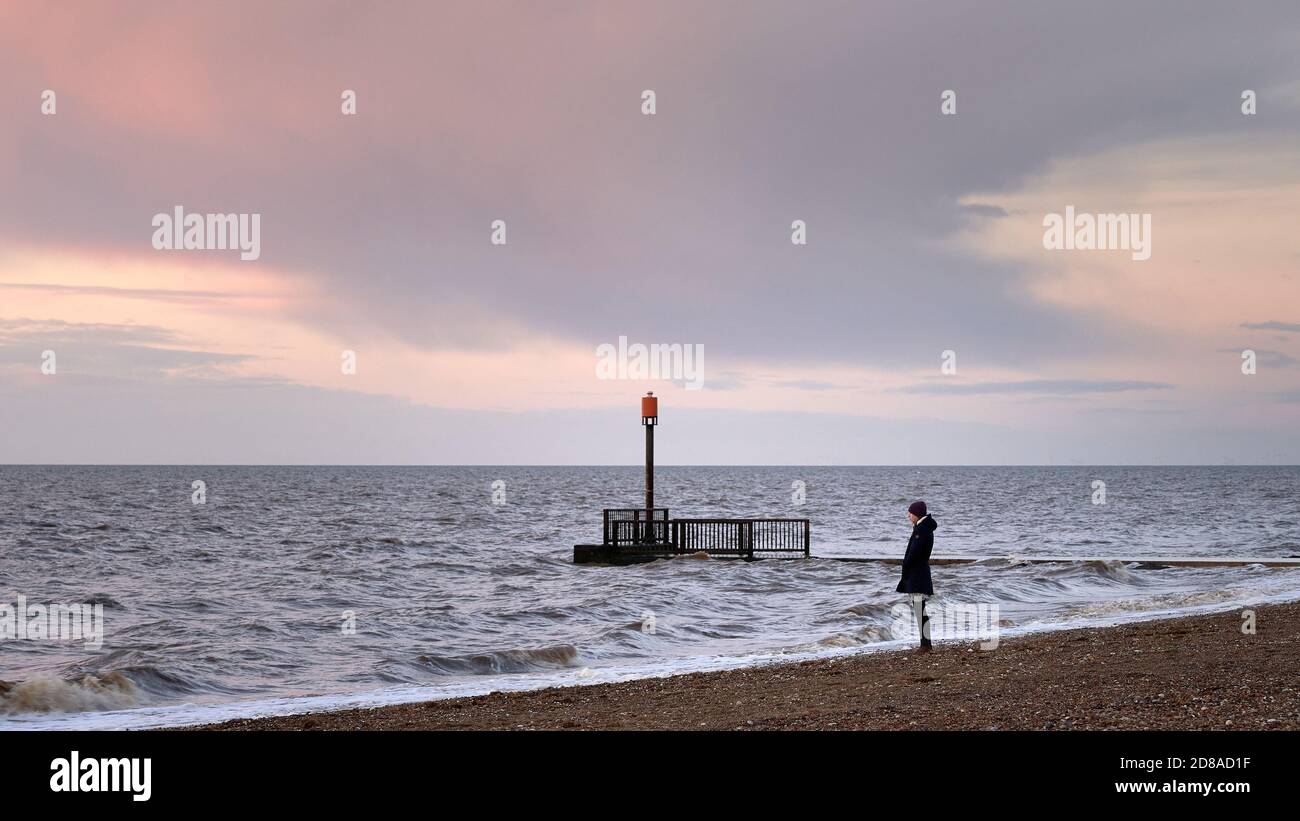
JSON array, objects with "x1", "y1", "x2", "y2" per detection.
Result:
[{"x1": 196, "y1": 601, "x2": 1300, "y2": 731}]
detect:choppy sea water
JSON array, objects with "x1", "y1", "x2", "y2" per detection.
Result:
[{"x1": 1, "y1": 465, "x2": 1298, "y2": 730}]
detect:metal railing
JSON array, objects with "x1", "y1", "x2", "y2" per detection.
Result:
[
  {"x1": 609, "y1": 518, "x2": 673, "y2": 545},
  {"x1": 671, "y1": 519, "x2": 750, "y2": 556},
  {"x1": 673, "y1": 518, "x2": 810, "y2": 559},
  {"x1": 603, "y1": 508, "x2": 670, "y2": 545},
  {"x1": 750, "y1": 518, "x2": 811, "y2": 558},
  {"x1": 601, "y1": 509, "x2": 810, "y2": 558}
]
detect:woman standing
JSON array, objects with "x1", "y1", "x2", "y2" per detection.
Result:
[{"x1": 897, "y1": 500, "x2": 937, "y2": 650}]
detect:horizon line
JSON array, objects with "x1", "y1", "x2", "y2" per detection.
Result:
[{"x1": 2, "y1": 463, "x2": 1296, "y2": 469}]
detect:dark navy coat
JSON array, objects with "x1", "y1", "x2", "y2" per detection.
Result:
[{"x1": 896, "y1": 515, "x2": 937, "y2": 595}]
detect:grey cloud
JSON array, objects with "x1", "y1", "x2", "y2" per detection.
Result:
[
  {"x1": 4, "y1": 1, "x2": 1299, "y2": 372},
  {"x1": 0, "y1": 283, "x2": 247, "y2": 304},
  {"x1": 770, "y1": 379, "x2": 842, "y2": 391},
  {"x1": 1218, "y1": 348, "x2": 1300, "y2": 368},
  {"x1": 896, "y1": 379, "x2": 1174, "y2": 396},
  {"x1": 958, "y1": 203, "x2": 1010, "y2": 219},
  {"x1": 1241, "y1": 321, "x2": 1300, "y2": 333},
  {"x1": 0, "y1": 318, "x2": 181, "y2": 346},
  {"x1": 0, "y1": 319, "x2": 253, "y2": 377},
  {"x1": 697, "y1": 372, "x2": 747, "y2": 391}
]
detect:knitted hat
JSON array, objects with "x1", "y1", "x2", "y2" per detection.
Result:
[{"x1": 907, "y1": 500, "x2": 927, "y2": 518}]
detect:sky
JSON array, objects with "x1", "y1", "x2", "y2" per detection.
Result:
[{"x1": 1, "y1": 0, "x2": 1298, "y2": 464}]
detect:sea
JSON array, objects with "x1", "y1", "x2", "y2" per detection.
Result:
[{"x1": 2, "y1": 465, "x2": 1298, "y2": 729}]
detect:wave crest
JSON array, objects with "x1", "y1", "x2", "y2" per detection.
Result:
[
  {"x1": 0, "y1": 672, "x2": 140, "y2": 715},
  {"x1": 416, "y1": 643, "x2": 581, "y2": 675}
]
